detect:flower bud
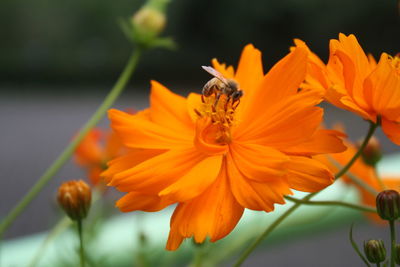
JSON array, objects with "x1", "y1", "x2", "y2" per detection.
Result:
[
  {"x1": 132, "y1": 6, "x2": 166, "y2": 37},
  {"x1": 364, "y1": 239, "x2": 386, "y2": 264},
  {"x1": 57, "y1": 180, "x2": 92, "y2": 221},
  {"x1": 376, "y1": 190, "x2": 400, "y2": 221},
  {"x1": 357, "y1": 136, "x2": 382, "y2": 166}
]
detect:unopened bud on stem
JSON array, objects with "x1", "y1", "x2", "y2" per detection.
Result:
[
  {"x1": 376, "y1": 190, "x2": 400, "y2": 221},
  {"x1": 57, "y1": 180, "x2": 92, "y2": 221},
  {"x1": 364, "y1": 239, "x2": 386, "y2": 264},
  {"x1": 132, "y1": 7, "x2": 166, "y2": 37},
  {"x1": 357, "y1": 136, "x2": 382, "y2": 166}
]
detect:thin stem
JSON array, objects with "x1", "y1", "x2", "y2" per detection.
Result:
[
  {"x1": 390, "y1": 220, "x2": 396, "y2": 267},
  {"x1": 374, "y1": 169, "x2": 387, "y2": 191},
  {"x1": 349, "y1": 224, "x2": 371, "y2": 267},
  {"x1": 328, "y1": 158, "x2": 379, "y2": 196},
  {"x1": 284, "y1": 195, "x2": 377, "y2": 213},
  {"x1": 29, "y1": 217, "x2": 72, "y2": 267},
  {"x1": 346, "y1": 171, "x2": 379, "y2": 196},
  {"x1": 233, "y1": 121, "x2": 378, "y2": 267},
  {"x1": 335, "y1": 120, "x2": 379, "y2": 180},
  {"x1": 233, "y1": 193, "x2": 316, "y2": 267},
  {"x1": 0, "y1": 49, "x2": 142, "y2": 238},
  {"x1": 77, "y1": 220, "x2": 85, "y2": 267}
]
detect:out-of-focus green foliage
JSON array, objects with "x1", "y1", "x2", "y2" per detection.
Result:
[{"x1": 1, "y1": 0, "x2": 399, "y2": 88}]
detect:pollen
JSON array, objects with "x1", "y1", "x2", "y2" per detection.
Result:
[
  {"x1": 389, "y1": 53, "x2": 400, "y2": 73},
  {"x1": 194, "y1": 92, "x2": 240, "y2": 145}
]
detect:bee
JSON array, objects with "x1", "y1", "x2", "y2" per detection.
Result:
[{"x1": 201, "y1": 66, "x2": 243, "y2": 105}]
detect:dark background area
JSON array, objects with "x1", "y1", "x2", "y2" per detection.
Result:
[{"x1": 1, "y1": 0, "x2": 399, "y2": 90}]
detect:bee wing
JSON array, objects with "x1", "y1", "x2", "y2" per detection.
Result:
[{"x1": 201, "y1": 66, "x2": 228, "y2": 84}]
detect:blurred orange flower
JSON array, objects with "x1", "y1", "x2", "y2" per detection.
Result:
[
  {"x1": 75, "y1": 128, "x2": 124, "y2": 186},
  {"x1": 297, "y1": 33, "x2": 400, "y2": 145},
  {"x1": 318, "y1": 134, "x2": 400, "y2": 222},
  {"x1": 103, "y1": 44, "x2": 346, "y2": 250}
]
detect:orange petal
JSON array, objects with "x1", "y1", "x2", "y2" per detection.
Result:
[
  {"x1": 158, "y1": 155, "x2": 223, "y2": 202},
  {"x1": 241, "y1": 105, "x2": 324, "y2": 149},
  {"x1": 109, "y1": 109, "x2": 192, "y2": 149},
  {"x1": 116, "y1": 192, "x2": 172, "y2": 212},
  {"x1": 286, "y1": 156, "x2": 334, "y2": 192},
  {"x1": 239, "y1": 47, "x2": 307, "y2": 125},
  {"x1": 381, "y1": 117, "x2": 400, "y2": 145},
  {"x1": 104, "y1": 130, "x2": 124, "y2": 160},
  {"x1": 229, "y1": 142, "x2": 289, "y2": 181},
  {"x1": 227, "y1": 152, "x2": 291, "y2": 211},
  {"x1": 75, "y1": 128, "x2": 103, "y2": 166},
  {"x1": 102, "y1": 149, "x2": 164, "y2": 183},
  {"x1": 282, "y1": 129, "x2": 347, "y2": 156},
  {"x1": 235, "y1": 83, "x2": 323, "y2": 143},
  {"x1": 211, "y1": 58, "x2": 235, "y2": 79},
  {"x1": 234, "y1": 44, "x2": 264, "y2": 99},
  {"x1": 293, "y1": 39, "x2": 330, "y2": 92},
  {"x1": 166, "y1": 166, "x2": 244, "y2": 250},
  {"x1": 109, "y1": 149, "x2": 206, "y2": 194},
  {"x1": 193, "y1": 117, "x2": 229, "y2": 156},
  {"x1": 363, "y1": 53, "x2": 400, "y2": 118},
  {"x1": 149, "y1": 81, "x2": 194, "y2": 134}
]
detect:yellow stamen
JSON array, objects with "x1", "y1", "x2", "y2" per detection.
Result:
[{"x1": 195, "y1": 93, "x2": 240, "y2": 145}]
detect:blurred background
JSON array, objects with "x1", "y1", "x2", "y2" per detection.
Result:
[
  {"x1": 1, "y1": 0, "x2": 399, "y2": 89},
  {"x1": 1, "y1": 0, "x2": 400, "y2": 266}
]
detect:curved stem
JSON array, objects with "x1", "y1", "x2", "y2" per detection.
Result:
[
  {"x1": 0, "y1": 49, "x2": 142, "y2": 237},
  {"x1": 334, "y1": 120, "x2": 379, "y2": 179},
  {"x1": 390, "y1": 220, "x2": 396, "y2": 267},
  {"x1": 233, "y1": 193, "x2": 316, "y2": 267},
  {"x1": 29, "y1": 217, "x2": 71, "y2": 267},
  {"x1": 77, "y1": 220, "x2": 85, "y2": 267},
  {"x1": 284, "y1": 195, "x2": 377, "y2": 213},
  {"x1": 233, "y1": 121, "x2": 378, "y2": 267}
]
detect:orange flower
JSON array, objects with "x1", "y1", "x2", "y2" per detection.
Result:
[
  {"x1": 297, "y1": 33, "x2": 400, "y2": 145},
  {"x1": 318, "y1": 135, "x2": 400, "y2": 222},
  {"x1": 103, "y1": 44, "x2": 346, "y2": 250},
  {"x1": 75, "y1": 128, "x2": 124, "y2": 185}
]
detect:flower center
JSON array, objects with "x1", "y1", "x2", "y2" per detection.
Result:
[
  {"x1": 194, "y1": 86, "x2": 241, "y2": 145},
  {"x1": 390, "y1": 53, "x2": 400, "y2": 73}
]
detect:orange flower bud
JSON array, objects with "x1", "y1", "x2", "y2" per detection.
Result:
[
  {"x1": 57, "y1": 180, "x2": 92, "y2": 221},
  {"x1": 357, "y1": 136, "x2": 382, "y2": 167}
]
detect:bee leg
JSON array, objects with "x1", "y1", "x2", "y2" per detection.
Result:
[
  {"x1": 201, "y1": 94, "x2": 205, "y2": 103},
  {"x1": 233, "y1": 99, "x2": 240, "y2": 110},
  {"x1": 213, "y1": 92, "x2": 221, "y2": 109}
]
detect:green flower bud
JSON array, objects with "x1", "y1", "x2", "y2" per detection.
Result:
[
  {"x1": 132, "y1": 6, "x2": 166, "y2": 38},
  {"x1": 376, "y1": 190, "x2": 400, "y2": 221},
  {"x1": 57, "y1": 180, "x2": 92, "y2": 221},
  {"x1": 364, "y1": 239, "x2": 386, "y2": 264}
]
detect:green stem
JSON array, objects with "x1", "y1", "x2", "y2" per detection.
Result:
[
  {"x1": 346, "y1": 171, "x2": 379, "y2": 196},
  {"x1": 390, "y1": 220, "x2": 396, "y2": 267},
  {"x1": 0, "y1": 49, "x2": 142, "y2": 238},
  {"x1": 233, "y1": 193, "x2": 316, "y2": 267},
  {"x1": 284, "y1": 195, "x2": 377, "y2": 213},
  {"x1": 77, "y1": 220, "x2": 85, "y2": 267},
  {"x1": 328, "y1": 158, "x2": 379, "y2": 196},
  {"x1": 334, "y1": 120, "x2": 379, "y2": 180},
  {"x1": 349, "y1": 224, "x2": 371, "y2": 267},
  {"x1": 29, "y1": 217, "x2": 72, "y2": 267},
  {"x1": 233, "y1": 121, "x2": 378, "y2": 267}
]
